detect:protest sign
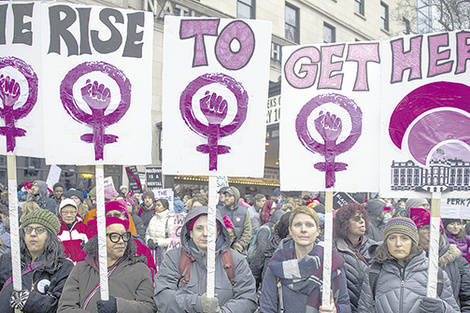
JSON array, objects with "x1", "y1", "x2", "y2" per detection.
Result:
[
  {"x1": 146, "y1": 166, "x2": 163, "y2": 189},
  {"x1": 0, "y1": 2, "x2": 44, "y2": 157},
  {"x1": 379, "y1": 31, "x2": 470, "y2": 198},
  {"x1": 46, "y1": 164, "x2": 62, "y2": 190},
  {"x1": 162, "y1": 16, "x2": 272, "y2": 177},
  {"x1": 280, "y1": 42, "x2": 381, "y2": 191},
  {"x1": 441, "y1": 198, "x2": 470, "y2": 219},
  {"x1": 126, "y1": 165, "x2": 143, "y2": 193},
  {"x1": 42, "y1": 3, "x2": 153, "y2": 165},
  {"x1": 166, "y1": 213, "x2": 186, "y2": 253},
  {"x1": 152, "y1": 188, "x2": 174, "y2": 212}
]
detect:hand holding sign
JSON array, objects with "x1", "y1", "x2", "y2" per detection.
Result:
[{"x1": 198, "y1": 91, "x2": 230, "y2": 170}]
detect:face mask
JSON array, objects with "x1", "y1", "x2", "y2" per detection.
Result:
[{"x1": 383, "y1": 213, "x2": 392, "y2": 223}]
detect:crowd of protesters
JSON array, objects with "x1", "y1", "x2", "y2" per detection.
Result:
[{"x1": 0, "y1": 180, "x2": 469, "y2": 312}]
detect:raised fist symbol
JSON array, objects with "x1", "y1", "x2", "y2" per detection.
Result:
[
  {"x1": 81, "y1": 79, "x2": 111, "y2": 110},
  {"x1": 200, "y1": 91, "x2": 228, "y2": 125},
  {"x1": 0, "y1": 74, "x2": 20, "y2": 107},
  {"x1": 315, "y1": 111, "x2": 342, "y2": 142}
]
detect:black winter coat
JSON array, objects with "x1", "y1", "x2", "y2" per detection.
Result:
[
  {"x1": 0, "y1": 253, "x2": 74, "y2": 313},
  {"x1": 334, "y1": 236, "x2": 375, "y2": 312}
]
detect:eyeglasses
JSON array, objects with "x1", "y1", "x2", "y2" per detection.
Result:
[
  {"x1": 106, "y1": 212, "x2": 126, "y2": 218},
  {"x1": 23, "y1": 226, "x2": 47, "y2": 235},
  {"x1": 107, "y1": 232, "x2": 131, "y2": 243},
  {"x1": 351, "y1": 215, "x2": 365, "y2": 222}
]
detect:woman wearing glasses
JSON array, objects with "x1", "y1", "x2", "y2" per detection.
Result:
[
  {"x1": 57, "y1": 198, "x2": 92, "y2": 262},
  {"x1": 333, "y1": 203, "x2": 375, "y2": 312},
  {"x1": 58, "y1": 216, "x2": 156, "y2": 313},
  {"x1": 0, "y1": 209, "x2": 74, "y2": 313}
]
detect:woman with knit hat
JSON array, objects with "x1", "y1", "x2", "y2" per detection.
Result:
[
  {"x1": 58, "y1": 215, "x2": 156, "y2": 313},
  {"x1": 0, "y1": 209, "x2": 74, "y2": 313},
  {"x1": 357, "y1": 217, "x2": 460, "y2": 313}
]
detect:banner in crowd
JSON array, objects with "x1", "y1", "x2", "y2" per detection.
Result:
[
  {"x1": 146, "y1": 166, "x2": 163, "y2": 189},
  {"x1": 126, "y1": 166, "x2": 143, "y2": 193},
  {"x1": 36, "y1": 2, "x2": 154, "y2": 165},
  {"x1": 380, "y1": 31, "x2": 470, "y2": 198},
  {"x1": 151, "y1": 188, "x2": 174, "y2": 212},
  {"x1": 162, "y1": 16, "x2": 272, "y2": 177},
  {"x1": 0, "y1": 2, "x2": 45, "y2": 157},
  {"x1": 280, "y1": 42, "x2": 381, "y2": 191}
]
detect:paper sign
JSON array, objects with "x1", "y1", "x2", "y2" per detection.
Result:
[
  {"x1": 0, "y1": 2, "x2": 44, "y2": 157},
  {"x1": 42, "y1": 3, "x2": 153, "y2": 165},
  {"x1": 380, "y1": 31, "x2": 470, "y2": 198},
  {"x1": 152, "y1": 188, "x2": 174, "y2": 212},
  {"x1": 146, "y1": 166, "x2": 163, "y2": 189},
  {"x1": 162, "y1": 16, "x2": 272, "y2": 177},
  {"x1": 441, "y1": 198, "x2": 470, "y2": 219},
  {"x1": 46, "y1": 165, "x2": 62, "y2": 190},
  {"x1": 166, "y1": 213, "x2": 186, "y2": 252},
  {"x1": 126, "y1": 166, "x2": 143, "y2": 193},
  {"x1": 280, "y1": 42, "x2": 381, "y2": 191}
]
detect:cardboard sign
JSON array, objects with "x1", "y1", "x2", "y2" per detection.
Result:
[
  {"x1": 41, "y1": 3, "x2": 153, "y2": 165},
  {"x1": 126, "y1": 166, "x2": 143, "y2": 193},
  {"x1": 146, "y1": 166, "x2": 163, "y2": 189},
  {"x1": 280, "y1": 42, "x2": 381, "y2": 191},
  {"x1": 166, "y1": 213, "x2": 186, "y2": 252},
  {"x1": 162, "y1": 16, "x2": 272, "y2": 177}
]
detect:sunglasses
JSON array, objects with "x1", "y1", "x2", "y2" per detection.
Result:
[
  {"x1": 351, "y1": 215, "x2": 365, "y2": 222},
  {"x1": 107, "y1": 232, "x2": 131, "y2": 243},
  {"x1": 23, "y1": 226, "x2": 47, "y2": 235}
]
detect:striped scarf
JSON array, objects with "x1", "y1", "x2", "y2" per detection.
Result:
[{"x1": 268, "y1": 238, "x2": 345, "y2": 311}]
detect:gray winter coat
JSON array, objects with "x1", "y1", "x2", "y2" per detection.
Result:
[
  {"x1": 357, "y1": 251, "x2": 460, "y2": 313},
  {"x1": 334, "y1": 236, "x2": 375, "y2": 312},
  {"x1": 154, "y1": 206, "x2": 257, "y2": 313}
]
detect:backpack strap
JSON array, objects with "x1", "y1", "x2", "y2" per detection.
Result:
[
  {"x1": 178, "y1": 249, "x2": 195, "y2": 287},
  {"x1": 221, "y1": 249, "x2": 235, "y2": 285},
  {"x1": 369, "y1": 262, "x2": 382, "y2": 301}
]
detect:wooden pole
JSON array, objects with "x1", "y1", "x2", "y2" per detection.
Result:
[
  {"x1": 427, "y1": 192, "x2": 441, "y2": 297},
  {"x1": 7, "y1": 154, "x2": 22, "y2": 313},
  {"x1": 322, "y1": 191, "x2": 333, "y2": 307},
  {"x1": 95, "y1": 164, "x2": 109, "y2": 300},
  {"x1": 206, "y1": 176, "x2": 217, "y2": 298}
]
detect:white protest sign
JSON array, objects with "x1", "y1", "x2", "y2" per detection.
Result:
[
  {"x1": 103, "y1": 176, "x2": 115, "y2": 189},
  {"x1": 0, "y1": 2, "x2": 45, "y2": 157},
  {"x1": 441, "y1": 198, "x2": 470, "y2": 220},
  {"x1": 162, "y1": 16, "x2": 272, "y2": 177},
  {"x1": 280, "y1": 42, "x2": 381, "y2": 191},
  {"x1": 216, "y1": 176, "x2": 229, "y2": 193},
  {"x1": 42, "y1": 3, "x2": 153, "y2": 165},
  {"x1": 152, "y1": 188, "x2": 174, "y2": 212},
  {"x1": 166, "y1": 213, "x2": 186, "y2": 253},
  {"x1": 379, "y1": 31, "x2": 470, "y2": 198},
  {"x1": 46, "y1": 164, "x2": 62, "y2": 190}
]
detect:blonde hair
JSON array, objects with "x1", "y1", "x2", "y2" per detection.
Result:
[
  {"x1": 289, "y1": 206, "x2": 319, "y2": 228},
  {"x1": 20, "y1": 201, "x2": 41, "y2": 222}
]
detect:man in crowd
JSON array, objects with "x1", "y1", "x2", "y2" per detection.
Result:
[
  {"x1": 138, "y1": 190, "x2": 156, "y2": 232},
  {"x1": 27, "y1": 180, "x2": 57, "y2": 215},
  {"x1": 217, "y1": 186, "x2": 251, "y2": 253},
  {"x1": 248, "y1": 193, "x2": 266, "y2": 236}
]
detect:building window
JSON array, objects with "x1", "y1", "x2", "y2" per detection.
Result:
[
  {"x1": 403, "y1": 17, "x2": 410, "y2": 34},
  {"x1": 237, "y1": 0, "x2": 255, "y2": 19},
  {"x1": 381, "y1": 2, "x2": 389, "y2": 31},
  {"x1": 323, "y1": 22, "x2": 336, "y2": 43},
  {"x1": 355, "y1": 0, "x2": 364, "y2": 15},
  {"x1": 285, "y1": 3, "x2": 299, "y2": 43}
]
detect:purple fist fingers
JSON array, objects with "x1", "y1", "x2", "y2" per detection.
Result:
[
  {"x1": 0, "y1": 74, "x2": 21, "y2": 107},
  {"x1": 315, "y1": 111, "x2": 342, "y2": 142},
  {"x1": 81, "y1": 79, "x2": 111, "y2": 110},
  {"x1": 200, "y1": 91, "x2": 228, "y2": 125}
]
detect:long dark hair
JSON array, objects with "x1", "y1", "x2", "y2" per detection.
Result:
[{"x1": 20, "y1": 229, "x2": 66, "y2": 271}]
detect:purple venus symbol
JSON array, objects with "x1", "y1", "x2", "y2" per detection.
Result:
[
  {"x1": 180, "y1": 73, "x2": 248, "y2": 171},
  {"x1": 296, "y1": 93, "x2": 362, "y2": 188},
  {"x1": 0, "y1": 56, "x2": 38, "y2": 152},
  {"x1": 60, "y1": 61, "x2": 131, "y2": 161}
]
